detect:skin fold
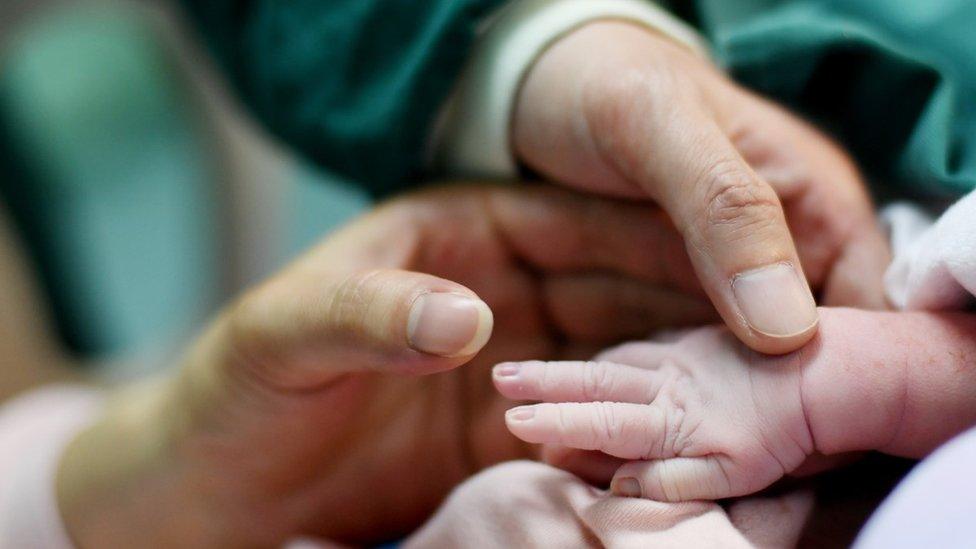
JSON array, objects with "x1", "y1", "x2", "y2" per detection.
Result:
[{"x1": 495, "y1": 308, "x2": 976, "y2": 501}]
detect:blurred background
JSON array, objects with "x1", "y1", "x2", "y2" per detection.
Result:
[{"x1": 0, "y1": 0, "x2": 370, "y2": 377}]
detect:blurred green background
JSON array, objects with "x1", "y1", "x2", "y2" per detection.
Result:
[{"x1": 0, "y1": 1, "x2": 369, "y2": 368}]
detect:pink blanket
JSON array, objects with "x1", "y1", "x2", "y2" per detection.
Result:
[{"x1": 405, "y1": 461, "x2": 813, "y2": 549}]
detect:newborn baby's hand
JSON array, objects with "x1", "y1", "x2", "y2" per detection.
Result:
[
  {"x1": 496, "y1": 308, "x2": 976, "y2": 503},
  {"x1": 493, "y1": 328, "x2": 814, "y2": 501}
]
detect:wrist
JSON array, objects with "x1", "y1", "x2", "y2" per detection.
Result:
[
  {"x1": 57, "y1": 378, "x2": 231, "y2": 548},
  {"x1": 798, "y1": 308, "x2": 908, "y2": 456}
]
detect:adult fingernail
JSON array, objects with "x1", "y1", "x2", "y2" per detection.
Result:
[
  {"x1": 612, "y1": 477, "x2": 642, "y2": 498},
  {"x1": 506, "y1": 406, "x2": 536, "y2": 422},
  {"x1": 732, "y1": 263, "x2": 818, "y2": 338},
  {"x1": 493, "y1": 363, "x2": 521, "y2": 379},
  {"x1": 408, "y1": 293, "x2": 493, "y2": 357}
]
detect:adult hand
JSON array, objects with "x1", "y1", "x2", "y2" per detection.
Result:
[
  {"x1": 514, "y1": 21, "x2": 890, "y2": 354},
  {"x1": 55, "y1": 184, "x2": 717, "y2": 548}
]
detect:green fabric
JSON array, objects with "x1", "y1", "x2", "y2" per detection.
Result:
[
  {"x1": 0, "y1": 8, "x2": 219, "y2": 355},
  {"x1": 692, "y1": 0, "x2": 976, "y2": 200},
  {"x1": 180, "y1": 0, "x2": 505, "y2": 197},
  {"x1": 5, "y1": 1, "x2": 976, "y2": 355},
  {"x1": 181, "y1": 0, "x2": 976, "y2": 201}
]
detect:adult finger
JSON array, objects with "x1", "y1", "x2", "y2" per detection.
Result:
[
  {"x1": 543, "y1": 274, "x2": 716, "y2": 343},
  {"x1": 486, "y1": 187, "x2": 698, "y2": 289},
  {"x1": 730, "y1": 97, "x2": 891, "y2": 310},
  {"x1": 196, "y1": 268, "x2": 493, "y2": 391},
  {"x1": 820, "y1": 227, "x2": 890, "y2": 309},
  {"x1": 515, "y1": 22, "x2": 817, "y2": 353},
  {"x1": 332, "y1": 185, "x2": 700, "y2": 291},
  {"x1": 583, "y1": 87, "x2": 818, "y2": 354}
]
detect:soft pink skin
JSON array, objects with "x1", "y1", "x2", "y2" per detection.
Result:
[
  {"x1": 803, "y1": 308, "x2": 976, "y2": 458},
  {"x1": 494, "y1": 307, "x2": 976, "y2": 501}
]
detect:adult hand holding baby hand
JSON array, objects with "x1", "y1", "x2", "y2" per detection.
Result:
[
  {"x1": 495, "y1": 308, "x2": 976, "y2": 502},
  {"x1": 56, "y1": 185, "x2": 719, "y2": 548},
  {"x1": 515, "y1": 21, "x2": 889, "y2": 354}
]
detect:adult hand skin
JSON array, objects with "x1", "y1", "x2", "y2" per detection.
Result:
[
  {"x1": 514, "y1": 21, "x2": 890, "y2": 354},
  {"x1": 55, "y1": 185, "x2": 718, "y2": 548}
]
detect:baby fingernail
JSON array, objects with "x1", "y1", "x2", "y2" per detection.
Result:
[
  {"x1": 612, "y1": 477, "x2": 642, "y2": 498},
  {"x1": 506, "y1": 406, "x2": 535, "y2": 422},
  {"x1": 494, "y1": 363, "x2": 521, "y2": 378},
  {"x1": 407, "y1": 293, "x2": 493, "y2": 357},
  {"x1": 732, "y1": 262, "x2": 818, "y2": 338}
]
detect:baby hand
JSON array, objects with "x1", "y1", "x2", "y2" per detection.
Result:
[{"x1": 493, "y1": 327, "x2": 814, "y2": 501}]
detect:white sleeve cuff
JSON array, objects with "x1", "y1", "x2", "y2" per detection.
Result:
[
  {"x1": 0, "y1": 386, "x2": 105, "y2": 549},
  {"x1": 429, "y1": 0, "x2": 709, "y2": 178}
]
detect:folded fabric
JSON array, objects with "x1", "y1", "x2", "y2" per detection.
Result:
[
  {"x1": 403, "y1": 461, "x2": 813, "y2": 549},
  {"x1": 884, "y1": 192, "x2": 976, "y2": 310}
]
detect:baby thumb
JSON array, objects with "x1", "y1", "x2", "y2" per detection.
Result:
[{"x1": 610, "y1": 456, "x2": 737, "y2": 501}]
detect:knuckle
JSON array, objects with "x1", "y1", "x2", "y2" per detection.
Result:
[
  {"x1": 554, "y1": 405, "x2": 569, "y2": 433},
  {"x1": 328, "y1": 272, "x2": 376, "y2": 332},
  {"x1": 579, "y1": 199, "x2": 615, "y2": 251},
  {"x1": 666, "y1": 402, "x2": 689, "y2": 455},
  {"x1": 595, "y1": 402, "x2": 621, "y2": 445},
  {"x1": 223, "y1": 285, "x2": 301, "y2": 388},
  {"x1": 564, "y1": 198, "x2": 609, "y2": 259},
  {"x1": 645, "y1": 404, "x2": 669, "y2": 458},
  {"x1": 583, "y1": 362, "x2": 614, "y2": 401},
  {"x1": 330, "y1": 269, "x2": 410, "y2": 336},
  {"x1": 538, "y1": 361, "x2": 554, "y2": 393},
  {"x1": 555, "y1": 406, "x2": 578, "y2": 442},
  {"x1": 698, "y1": 161, "x2": 783, "y2": 237}
]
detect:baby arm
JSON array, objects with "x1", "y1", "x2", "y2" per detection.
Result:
[
  {"x1": 492, "y1": 308, "x2": 976, "y2": 501},
  {"x1": 802, "y1": 308, "x2": 976, "y2": 458}
]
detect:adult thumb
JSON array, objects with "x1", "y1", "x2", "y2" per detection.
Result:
[
  {"x1": 209, "y1": 268, "x2": 494, "y2": 390},
  {"x1": 672, "y1": 146, "x2": 820, "y2": 355},
  {"x1": 583, "y1": 88, "x2": 820, "y2": 354}
]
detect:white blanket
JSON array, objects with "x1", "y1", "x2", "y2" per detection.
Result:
[{"x1": 884, "y1": 192, "x2": 976, "y2": 310}]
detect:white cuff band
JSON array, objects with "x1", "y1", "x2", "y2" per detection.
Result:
[{"x1": 430, "y1": 0, "x2": 708, "y2": 177}]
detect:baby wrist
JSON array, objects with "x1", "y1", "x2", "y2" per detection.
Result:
[{"x1": 797, "y1": 308, "x2": 907, "y2": 456}]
